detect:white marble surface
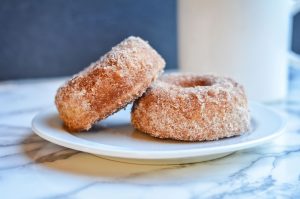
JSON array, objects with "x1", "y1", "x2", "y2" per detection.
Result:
[{"x1": 1, "y1": 70, "x2": 300, "y2": 199}]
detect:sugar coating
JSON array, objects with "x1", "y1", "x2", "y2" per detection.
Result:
[
  {"x1": 55, "y1": 36, "x2": 165, "y2": 131},
  {"x1": 131, "y1": 73, "x2": 250, "y2": 141}
]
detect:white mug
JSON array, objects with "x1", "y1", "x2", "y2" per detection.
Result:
[{"x1": 178, "y1": 0, "x2": 300, "y2": 102}]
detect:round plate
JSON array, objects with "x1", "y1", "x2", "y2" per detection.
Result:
[{"x1": 32, "y1": 102, "x2": 286, "y2": 165}]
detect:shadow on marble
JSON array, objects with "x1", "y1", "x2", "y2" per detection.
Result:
[{"x1": 20, "y1": 132, "x2": 250, "y2": 184}]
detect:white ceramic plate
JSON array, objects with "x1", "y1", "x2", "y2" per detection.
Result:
[{"x1": 32, "y1": 102, "x2": 286, "y2": 165}]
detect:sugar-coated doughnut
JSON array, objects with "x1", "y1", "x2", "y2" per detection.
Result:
[
  {"x1": 55, "y1": 36, "x2": 165, "y2": 131},
  {"x1": 131, "y1": 73, "x2": 250, "y2": 141}
]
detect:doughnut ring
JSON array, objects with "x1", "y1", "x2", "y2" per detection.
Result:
[
  {"x1": 131, "y1": 73, "x2": 250, "y2": 141},
  {"x1": 55, "y1": 36, "x2": 165, "y2": 131}
]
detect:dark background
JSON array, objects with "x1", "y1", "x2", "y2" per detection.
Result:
[
  {"x1": 0, "y1": 0, "x2": 177, "y2": 80},
  {"x1": 292, "y1": 12, "x2": 300, "y2": 58},
  {"x1": 0, "y1": 0, "x2": 299, "y2": 80}
]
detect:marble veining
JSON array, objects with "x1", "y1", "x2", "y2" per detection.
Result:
[{"x1": 1, "y1": 70, "x2": 300, "y2": 199}]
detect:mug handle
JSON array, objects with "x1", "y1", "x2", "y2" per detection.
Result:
[{"x1": 289, "y1": 0, "x2": 300, "y2": 68}]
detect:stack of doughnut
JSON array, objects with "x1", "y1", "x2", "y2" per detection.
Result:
[{"x1": 55, "y1": 36, "x2": 250, "y2": 141}]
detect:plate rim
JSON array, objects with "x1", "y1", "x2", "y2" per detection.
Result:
[{"x1": 31, "y1": 102, "x2": 287, "y2": 160}]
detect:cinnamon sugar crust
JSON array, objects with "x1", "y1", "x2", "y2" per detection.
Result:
[
  {"x1": 55, "y1": 36, "x2": 165, "y2": 132},
  {"x1": 131, "y1": 73, "x2": 250, "y2": 141}
]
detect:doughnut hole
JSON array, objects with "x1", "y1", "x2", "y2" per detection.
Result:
[{"x1": 179, "y1": 78, "x2": 213, "y2": 88}]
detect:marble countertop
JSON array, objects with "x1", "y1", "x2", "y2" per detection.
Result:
[{"x1": 1, "y1": 69, "x2": 300, "y2": 199}]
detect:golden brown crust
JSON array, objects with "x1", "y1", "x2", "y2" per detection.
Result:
[
  {"x1": 131, "y1": 73, "x2": 250, "y2": 141},
  {"x1": 55, "y1": 36, "x2": 165, "y2": 131}
]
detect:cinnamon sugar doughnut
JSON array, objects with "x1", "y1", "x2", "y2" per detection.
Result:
[
  {"x1": 55, "y1": 36, "x2": 165, "y2": 132},
  {"x1": 131, "y1": 73, "x2": 250, "y2": 141}
]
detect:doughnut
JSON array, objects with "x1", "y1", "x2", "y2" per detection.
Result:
[
  {"x1": 55, "y1": 36, "x2": 165, "y2": 132},
  {"x1": 131, "y1": 73, "x2": 250, "y2": 141}
]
